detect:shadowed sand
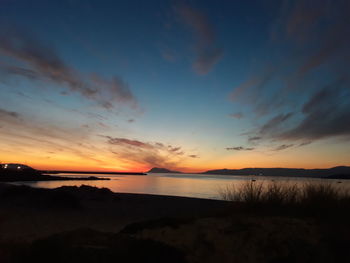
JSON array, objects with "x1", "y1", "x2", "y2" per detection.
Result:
[
  {"x1": 0, "y1": 183, "x2": 228, "y2": 242},
  {"x1": 1, "y1": 183, "x2": 349, "y2": 263}
]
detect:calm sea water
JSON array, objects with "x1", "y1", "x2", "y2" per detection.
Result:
[{"x1": 13, "y1": 173, "x2": 350, "y2": 200}]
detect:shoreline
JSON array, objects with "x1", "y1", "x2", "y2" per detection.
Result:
[{"x1": 0, "y1": 172, "x2": 110, "y2": 183}]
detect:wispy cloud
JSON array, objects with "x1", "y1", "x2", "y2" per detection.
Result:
[
  {"x1": 0, "y1": 106, "x2": 193, "y2": 171},
  {"x1": 285, "y1": 0, "x2": 326, "y2": 42},
  {"x1": 106, "y1": 137, "x2": 155, "y2": 149},
  {"x1": 230, "y1": 1, "x2": 350, "y2": 144},
  {"x1": 226, "y1": 146, "x2": 254, "y2": 151},
  {"x1": 259, "y1": 113, "x2": 293, "y2": 135},
  {"x1": 279, "y1": 82, "x2": 350, "y2": 141},
  {"x1": 0, "y1": 26, "x2": 138, "y2": 109},
  {"x1": 0, "y1": 109, "x2": 105, "y2": 165},
  {"x1": 193, "y1": 47, "x2": 223, "y2": 75},
  {"x1": 248, "y1": 136, "x2": 262, "y2": 143},
  {"x1": 230, "y1": 70, "x2": 275, "y2": 104},
  {"x1": 299, "y1": 141, "x2": 311, "y2": 147},
  {"x1": 103, "y1": 136, "x2": 190, "y2": 170},
  {"x1": 175, "y1": 4, "x2": 223, "y2": 75},
  {"x1": 0, "y1": 108, "x2": 20, "y2": 119},
  {"x1": 273, "y1": 144, "x2": 294, "y2": 151}
]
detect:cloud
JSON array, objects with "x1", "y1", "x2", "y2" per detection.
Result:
[
  {"x1": 103, "y1": 136, "x2": 188, "y2": 169},
  {"x1": 273, "y1": 144, "x2": 294, "y2": 151},
  {"x1": 230, "y1": 71, "x2": 275, "y2": 103},
  {"x1": 193, "y1": 47, "x2": 223, "y2": 75},
  {"x1": 168, "y1": 146, "x2": 182, "y2": 153},
  {"x1": 248, "y1": 136, "x2": 262, "y2": 143},
  {"x1": 299, "y1": 141, "x2": 311, "y2": 147},
  {"x1": 0, "y1": 108, "x2": 20, "y2": 119},
  {"x1": 0, "y1": 110, "x2": 106, "y2": 165},
  {"x1": 279, "y1": 82, "x2": 350, "y2": 141},
  {"x1": 0, "y1": 107, "x2": 188, "y2": 171},
  {"x1": 230, "y1": 1, "x2": 350, "y2": 144},
  {"x1": 285, "y1": 0, "x2": 326, "y2": 41},
  {"x1": 106, "y1": 136, "x2": 154, "y2": 149},
  {"x1": 226, "y1": 146, "x2": 254, "y2": 151},
  {"x1": 1, "y1": 65, "x2": 39, "y2": 80},
  {"x1": 175, "y1": 4, "x2": 223, "y2": 75},
  {"x1": 0, "y1": 26, "x2": 138, "y2": 109},
  {"x1": 229, "y1": 112, "x2": 243, "y2": 119},
  {"x1": 259, "y1": 113, "x2": 293, "y2": 134}
]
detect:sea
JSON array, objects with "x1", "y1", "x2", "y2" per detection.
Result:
[{"x1": 11, "y1": 173, "x2": 350, "y2": 200}]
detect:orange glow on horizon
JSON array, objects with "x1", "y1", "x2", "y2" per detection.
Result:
[
  {"x1": 1, "y1": 157, "x2": 349, "y2": 174},
  {"x1": 1, "y1": 141, "x2": 349, "y2": 173}
]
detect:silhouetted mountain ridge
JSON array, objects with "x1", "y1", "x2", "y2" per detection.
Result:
[
  {"x1": 202, "y1": 166, "x2": 350, "y2": 178},
  {"x1": 147, "y1": 167, "x2": 182, "y2": 173}
]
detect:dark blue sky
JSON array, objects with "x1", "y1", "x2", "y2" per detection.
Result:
[{"x1": 0, "y1": 0, "x2": 349, "y2": 171}]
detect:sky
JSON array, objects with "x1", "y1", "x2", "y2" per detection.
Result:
[{"x1": 0, "y1": 0, "x2": 349, "y2": 172}]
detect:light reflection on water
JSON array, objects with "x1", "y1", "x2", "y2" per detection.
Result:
[{"x1": 14, "y1": 173, "x2": 350, "y2": 200}]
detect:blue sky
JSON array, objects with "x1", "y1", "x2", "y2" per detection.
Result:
[{"x1": 0, "y1": 0, "x2": 349, "y2": 171}]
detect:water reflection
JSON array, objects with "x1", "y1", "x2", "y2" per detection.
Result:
[{"x1": 13, "y1": 173, "x2": 350, "y2": 200}]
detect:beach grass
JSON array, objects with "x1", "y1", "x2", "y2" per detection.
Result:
[{"x1": 218, "y1": 180, "x2": 350, "y2": 207}]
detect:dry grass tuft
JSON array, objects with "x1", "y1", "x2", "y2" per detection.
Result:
[{"x1": 218, "y1": 180, "x2": 350, "y2": 207}]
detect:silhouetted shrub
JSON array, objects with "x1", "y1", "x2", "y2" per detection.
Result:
[{"x1": 219, "y1": 181, "x2": 350, "y2": 210}]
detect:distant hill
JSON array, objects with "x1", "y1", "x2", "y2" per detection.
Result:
[
  {"x1": 147, "y1": 167, "x2": 182, "y2": 173},
  {"x1": 202, "y1": 166, "x2": 350, "y2": 178},
  {"x1": 1, "y1": 163, "x2": 37, "y2": 171},
  {"x1": 0, "y1": 163, "x2": 109, "y2": 182}
]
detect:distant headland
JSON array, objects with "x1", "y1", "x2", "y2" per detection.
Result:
[
  {"x1": 0, "y1": 163, "x2": 110, "y2": 182},
  {"x1": 147, "y1": 167, "x2": 182, "y2": 173}
]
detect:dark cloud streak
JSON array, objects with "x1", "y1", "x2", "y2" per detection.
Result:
[
  {"x1": 259, "y1": 113, "x2": 293, "y2": 134},
  {"x1": 231, "y1": 1, "x2": 350, "y2": 144},
  {"x1": 0, "y1": 108, "x2": 20, "y2": 119},
  {"x1": 273, "y1": 144, "x2": 294, "y2": 151},
  {"x1": 226, "y1": 146, "x2": 254, "y2": 151},
  {"x1": 0, "y1": 26, "x2": 138, "y2": 109}
]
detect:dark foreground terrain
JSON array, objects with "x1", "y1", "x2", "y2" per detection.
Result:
[{"x1": 0, "y1": 183, "x2": 349, "y2": 263}]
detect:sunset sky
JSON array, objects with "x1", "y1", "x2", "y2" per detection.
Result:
[{"x1": 0, "y1": 0, "x2": 349, "y2": 172}]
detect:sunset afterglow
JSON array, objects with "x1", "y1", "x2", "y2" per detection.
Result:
[{"x1": 1, "y1": 0, "x2": 349, "y2": 172}]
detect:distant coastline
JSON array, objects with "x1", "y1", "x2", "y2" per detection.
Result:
[
  {"x1": 2, "y1": 164, "x2": 350, "y2": 181},
  {"x1": 146, "y1": 166, "x2": 350, "y2": 179},
  {"x1": 201, "y1": 166, "x2": 350, "y2": 179}
]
